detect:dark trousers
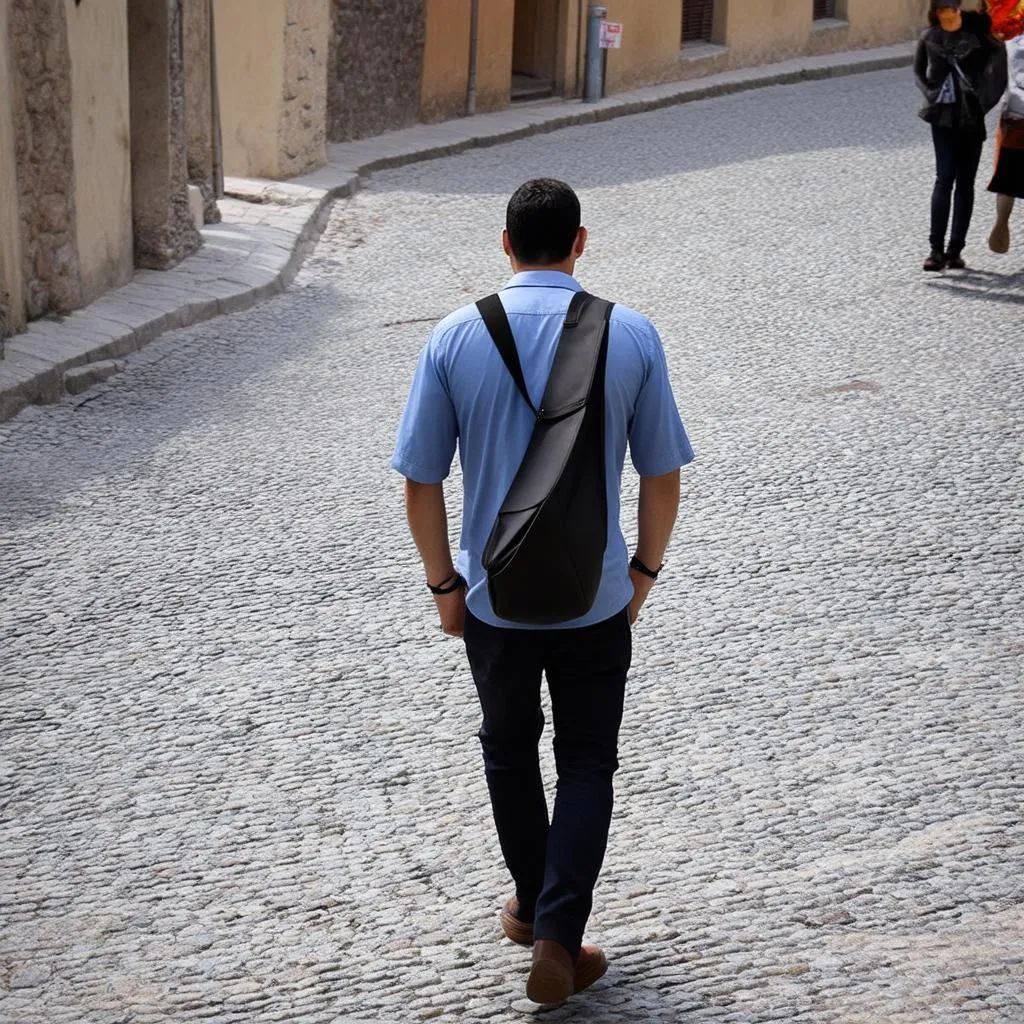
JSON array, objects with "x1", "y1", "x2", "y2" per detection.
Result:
[
  {"x1": 463, "y1": 608, "x2": 631, "y2": 961},
  {"x1": 930, "y1": 125, "x2": 985, "y2": 254}
]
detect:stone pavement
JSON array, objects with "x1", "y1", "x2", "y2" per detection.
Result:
[
  {"x1": 2, "y1": 66, "x2": 1024, "y2": 1024},
  {"x1": 0, "y1": 42, "x2": 914, "y2": 423}
]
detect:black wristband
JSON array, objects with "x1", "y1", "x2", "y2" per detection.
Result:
[
  {"x1": 428, "y1": 573, "x2": 467, "y2": 595},
  {"x1": 630, "y1": 555, "x2": 662, "y2": 581}
]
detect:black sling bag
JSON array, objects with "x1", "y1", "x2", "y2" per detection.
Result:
[{"x1": 475, "y1": 291, "x2": 614, "y2": 625}]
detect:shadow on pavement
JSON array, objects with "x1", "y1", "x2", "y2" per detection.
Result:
[
  {"x1": 924, "y1": 266, "x2": 1024, "y2": 305},
  {"x1": 0, "y1": 279, "x2": 354, "y2": 532}
]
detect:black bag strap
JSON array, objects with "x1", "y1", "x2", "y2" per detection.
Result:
[
  {"x1": 476, "y1": 292, "x2": 593, "y2": 418},
  {"x1": 476, "y1": 294, "x2": 536, "y2": 415}
]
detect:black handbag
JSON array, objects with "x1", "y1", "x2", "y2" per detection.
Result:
[
  {"x1": 476, "y1": 291, "x2": 613, "y2": 625},
  {"x1": 951, "y1": 57, "x2": 986, "y2": 130}
]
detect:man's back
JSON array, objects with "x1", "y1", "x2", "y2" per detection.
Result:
[
  {"x1": 392, "y1": 269, "x2": 692, "y2": 628},
  {"x1": 393, "y1": 178, "x2": 694, "y2": 1004}
]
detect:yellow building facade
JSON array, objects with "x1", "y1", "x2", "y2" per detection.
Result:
[
  {"x1": 2, "y1": 0, "x2": 936, "y2": 338},
  {"x1": 211, "y1": 0, "x2": 934, "y2": 180},
  {"x1": 419, "y1": 0, "x2": 932, "y2": 116},
  {"x1": 1, "y1": 0, "x2": 218, "y2": 338}
]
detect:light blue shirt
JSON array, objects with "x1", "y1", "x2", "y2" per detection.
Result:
[{"x1": 393, "y1": 271, "x2": 694, "y2": 629}]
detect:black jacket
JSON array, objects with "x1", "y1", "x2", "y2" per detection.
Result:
[{"x1": 915, "y1": 12, "x2": 1008, "y2": 134}]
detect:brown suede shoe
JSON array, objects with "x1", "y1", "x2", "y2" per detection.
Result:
[
  {"x1": 526, "y1": 940, "x2": 608, "y2": 1004},
  {"x1": 527, "y1": 940, "x2": 574, "y2": 1004},
  {"x1": 500, "y1": 896, "x2": 534, "y2": 946},
  {"x1": 573, "y1": 944, "x2": 608, "y2": 994}
]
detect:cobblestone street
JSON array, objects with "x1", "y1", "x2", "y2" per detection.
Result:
[{"x1": 2, "y1": 68, "x2": 1023, "y2": 1023}]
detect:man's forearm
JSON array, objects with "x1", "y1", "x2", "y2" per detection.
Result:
[
  {"x1": 635, "y1": 470, "x2": 681, "y2": 569},
  {"x1": 405, "y1": 480, "x2": 456, "y2": 585}
]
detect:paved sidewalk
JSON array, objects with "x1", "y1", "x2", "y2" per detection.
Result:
[{"x1": 0, "y1": 41, "x2": 913, "y2": 423}]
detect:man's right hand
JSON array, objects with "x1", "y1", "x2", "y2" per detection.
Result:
[{"x1": 434, "y1": 590, "x2": 467, "y2": 638}]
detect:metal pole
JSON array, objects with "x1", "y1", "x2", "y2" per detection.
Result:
[
  {"x1": 583, "y1": 4, "x2": 607, "y2": 102},
  {"x1": 466, "y1": 0, "x2": 480, "y2": 116},
  {"x1": 574, "y1": 0, "x2": 584, "y2": 97}
]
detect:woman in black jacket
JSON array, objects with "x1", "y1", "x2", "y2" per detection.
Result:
[{"x1": 915, "y1": 0, "x2": 1007, "y2": 270}]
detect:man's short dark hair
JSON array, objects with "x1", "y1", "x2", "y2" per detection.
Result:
[{"x1": 506, "y1": 179, "x2": 581, "y2": 266}]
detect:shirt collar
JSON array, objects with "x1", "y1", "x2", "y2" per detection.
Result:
[{"x1": 503, "y1": 270, "x2": 582, "y2": 292}]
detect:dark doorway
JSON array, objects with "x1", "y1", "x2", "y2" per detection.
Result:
[
  {"x1": 512, "y1": 0, "x2": 556, "y2": 101},
  {"x1": 814, "y1": 0, "x2": 838, "y2": 18},
  {"x1": 683, "y1": 0, "x2": 715, "y2": 43}
]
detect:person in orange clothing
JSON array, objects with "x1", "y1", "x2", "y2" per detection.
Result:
[
  {"x1": 988, "y1": 35, "x2": 1024, "y2": 252},
  {"x1": 984, "y1": 0, "x2": 1024, "y2": 44}
]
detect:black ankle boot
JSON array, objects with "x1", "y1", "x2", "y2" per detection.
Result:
[
  {"x1": 923, "y1": 250, "x2": 946, "y2": 272},
  {"x1": 945, "y1": 249, "x2": 966, "y2": 270}
]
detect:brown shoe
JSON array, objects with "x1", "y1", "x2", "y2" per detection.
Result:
[
  {"x1": 500, "y1": 896, "x2": 534, "y2": 946},
  {"x1": 573, "y1": 944, "x2": 608, "y2": 994},
  {"x1": 526, "y1": 940, "x2": 574, "y2": 1004}
]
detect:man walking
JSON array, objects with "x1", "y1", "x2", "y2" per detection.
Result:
[{"x1": 392, "y1": 179, "x2": 693, "y2": 1004}]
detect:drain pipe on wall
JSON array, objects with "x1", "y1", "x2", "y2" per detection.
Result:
[
  {"x1": 575, "y1": 0, "x2": 584, "y2": 97},
  {"x1": 583, "y1": 4, "x2": 607, "y2": 102},
  {"x1": 467, "y1": 0, "x2": 480, "y2": 116}
]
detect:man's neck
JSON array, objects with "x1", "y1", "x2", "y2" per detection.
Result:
[{"x1": 512, "y1": 262, "x2": 576, "y2": 276}]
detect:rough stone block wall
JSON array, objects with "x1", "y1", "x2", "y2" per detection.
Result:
[
  {"x1": 129, "y1": 0, "x2": 202, "y2": 270},
  {"x1": 328, "y1": 0, "x2": 427, "y2": 142},
  {"x1": 10, "y1": 0, "x2": 82, "y2": 319},
  {"x1": 280, "y1": 0, "x2": 328, "y2": 176},
  {"x1": 183, "y1": 0, "x2": 221, "y2": 222},
  {"x1": 165, "y1": 0, "x2": 203, "y2": 263}
]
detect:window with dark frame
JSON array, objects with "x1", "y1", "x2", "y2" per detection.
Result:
[
  {"x1": 813, "y1": 0, "x2": 838, "y2": 18},
  {"x1": 682, "y1": 0, "x2": 715, "y2": 43}
]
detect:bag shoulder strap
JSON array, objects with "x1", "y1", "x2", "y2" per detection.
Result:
[
  {"x1": 539, "y1": 293, "x2": 613, "y2": 421},
  {"x1": 476, "y1": 294, "x2": 536, "y2": 415},
  {"x1": 476, "y1": 291, "x2": 597, "y2": 417}
]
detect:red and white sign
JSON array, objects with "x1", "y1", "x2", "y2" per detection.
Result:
[{"x1": 599, "y1": 21, "x2": 623, "y2": 49}]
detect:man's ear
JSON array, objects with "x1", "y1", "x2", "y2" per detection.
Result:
[
  {"x1": 502, "y1": 229, "x2": 513, "y2": 257},
  {"x1": 575, "y1": 226, "x2": 588, "y2": 256}
]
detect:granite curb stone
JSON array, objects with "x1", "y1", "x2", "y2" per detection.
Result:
[{"x1": 0, "y1": 42, "x2": 913, "y2": 422}]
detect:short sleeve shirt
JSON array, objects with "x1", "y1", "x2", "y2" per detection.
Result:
[{"x1": 393, "y1": 270, "x2": 694, "y2": 629}]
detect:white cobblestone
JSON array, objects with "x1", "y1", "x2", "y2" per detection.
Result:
[{"x1": 1, "y1": 67, "x2": 1023, "y2": 1023}]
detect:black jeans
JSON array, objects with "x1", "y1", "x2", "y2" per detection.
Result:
[
  {"x1": 463, "y1": 608, "x2": 632, "y2": 961},
  {"x1": 930, "y1": 125, "x2": 985, "y2": 254}
]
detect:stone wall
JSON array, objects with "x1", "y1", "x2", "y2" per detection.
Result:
[
  {"x1": 9, "y1": 0, "x2": 82, "y2": 320},
  {"x1": 420, "y1": 0, "x2": 470, "y2": 124},
  {"x1": 280, "y1": 0, "x2": 329, "y2": 177},
  {"x1": 0, "y1": 0, "x2": 25, "y2": 338},
  {"x1": 213, "y1": 0, "x2": 285, "y2": 178},
  {"x1": 65, "y1": 0, "x2": 135, "y2": 304},
  {"x1": 128, "y1": 0, "x2": 202, "y2": 270},
  {"x1": 328, "y1": 0, "x2": 427, "y2": 142},
  {"x1": 183, "y1": 0, "x2": 221, "y2": 222}
]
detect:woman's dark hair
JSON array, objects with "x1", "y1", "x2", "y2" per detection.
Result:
[
  {"x1": 927, "y1": 0, "x2": 961, "y2": 27},
  {"x1": 506, "y1": 179, "x2": 581, "y2": 265}
]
